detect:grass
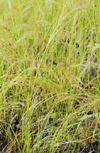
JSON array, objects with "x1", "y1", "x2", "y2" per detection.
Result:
[{"x1": 0, "y1": 0, "x2": 100, "y2": 152}]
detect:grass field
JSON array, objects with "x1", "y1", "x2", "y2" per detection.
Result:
[{"x1": 0, "y1": 0, "x2": 100, "y2": 152}]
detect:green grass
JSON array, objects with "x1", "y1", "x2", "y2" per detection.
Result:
[{"x1": 0, "y1": 0, "x2": 100, "y2": 152}]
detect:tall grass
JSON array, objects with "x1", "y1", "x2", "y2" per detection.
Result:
[{"x1": 0, "y1": 0, "x2": 100, "y2": 152}]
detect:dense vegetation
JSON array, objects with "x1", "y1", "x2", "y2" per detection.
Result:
[{"x1": 0, "y1": 0, "x2": 100, "y2": 152}]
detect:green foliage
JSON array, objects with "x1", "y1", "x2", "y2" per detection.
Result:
[{"x1": 0, "y1": 0, "x2": 100, "y2": 152}]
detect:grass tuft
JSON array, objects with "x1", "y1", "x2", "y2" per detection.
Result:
[{"x1": 0, "y1": 0, "x2": 100, "y2": 152}]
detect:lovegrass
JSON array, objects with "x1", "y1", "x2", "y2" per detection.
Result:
[{"x1": 0, "y1": 0, "x2": 100, "y2": 152}]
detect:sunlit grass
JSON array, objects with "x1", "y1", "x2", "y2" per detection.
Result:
[{"x1": 0, "y1": 0, "x2": 100, "y2": 152}]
